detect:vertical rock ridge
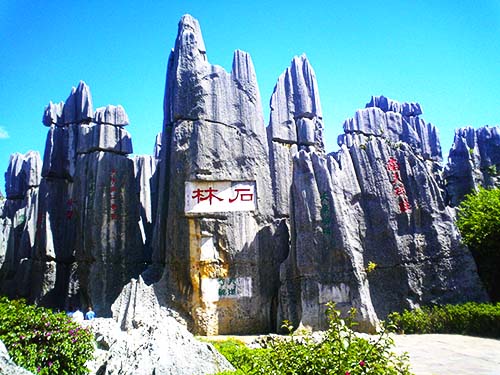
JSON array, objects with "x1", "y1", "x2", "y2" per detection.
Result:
[
  {"x1": 278, "y1": 97, "x2": 487, "y2": 330},
  {"x1": 268, "y1": 55, "x2": 324, "y2": 218},
  {"x1": 153, "y1": 13, "x2": 279, "y2": 335},
  {"x1": 0, "y1": 151, "x2": 42, "y2": 300},
  {"x1": 2, "y1": 82, "x2": 147, "y2": 317},
  {"x1": 444, "y1": 125, "x2": 500, "y2": 206}
]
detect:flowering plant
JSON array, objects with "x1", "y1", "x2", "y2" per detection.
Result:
[{"x1": 0, "y1": 297, "x2": 94, "y2": 374}]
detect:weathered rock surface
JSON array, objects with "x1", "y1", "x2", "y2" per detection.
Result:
[
  {"x1": 94, "y1": 105, "x2": 130, "y2": 126},
  {"x1": 5, "y1": 152, "x2": 42, "y2": 199},
  {"x1": 153, "y1": 14, "x2": 285, "y2": 334},
  {"x1": 153, "y1": 132, "x2": 162, "y2": 159},
  {"x1": 1, "y1": 14, "x2": 496, "y2": 342},
  {"x1": 268, "y1": 55, "x2": 324, "y2": 216},
  {"x1": 278, "y1": 97, "x2": 487, "y2": 331},
  {"x1": 0, "y1": 151, "x2": 41, "y2": 300},
  {"x1": 133, "y1": 155, "x2": 158, "y2": 263},
  {"x1": 71, "y1": 152, "x2": 145, "y2": 317},
  {"x1": 62, "y1": 81, "x2": 94, "y2": 125},
  {"x1": 444, "y1": 125, "x2": 500, "y2": 206},
  {"x1": 89, "y1": 278, "x2": 234, "y2": 375},
  {"x1": 0, "y1": 339, "x2": 33, "y2": 375},
  {"x1": 342, "y1": 95, "x2": 441, "y2": 162},
  {"x1": 270, "y1": 54, "x2": 323, "y2": 151},
  {"x1": 2, "y1": 82, "x2": 147, "y2": 317},
  {"x1": 42, "y1": 101, "x2": 64, "y2": 127},
  {"x1": 76, "y1": 123, "x2": 133, "y2": 155}
]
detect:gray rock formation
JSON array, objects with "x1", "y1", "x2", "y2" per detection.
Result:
[
  {"x1": 133, "y1": 155, "x2": 158, "y2": 265},
  {"x1": 0, "y1": 151, "x2": 42, "y2": 299},
  {"x1": 0, "y1": 340, "x2": 33, "y2": 375},
  {"x1": 1, "y1": 14, "x2": 495, "y2": 342},
  {"x1": 268, "y1": 54, "x2": 324, "y2": 216},
  {"x1": 2, "y1": 82, "x2": 147, "y2": 317},
  {"x1": 343, "y1": 95, "x2": 442, "y2": 162},
  {"x1": 89, "y1": 278, "x2": 234, "y2": 375},
  {"x1": 4, "y1": 152, "x2": 41, "y2": 200},
  {"x1": 278, "y1": 97, "x2": 487, "y2": 331},
  {"x1": 153, "y1": 14, "x2": 286, "y2": 334},
  {"x1": 94, "y1": 105, "x2": 130, "y2": 126},
  {"x1": 444, "y1": 125, "x2": 500, "y2": 206},
  {"x1": 72, "y1": 151, "x2": 145, "y2": 316}
]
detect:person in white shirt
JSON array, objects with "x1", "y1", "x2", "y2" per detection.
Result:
[{"x1": 72, "y1": 308, "x2": 84, "y2": 323}]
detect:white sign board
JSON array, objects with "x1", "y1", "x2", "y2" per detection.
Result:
[
  {"x1": 185, "y1": 181, "x2": 256, "y2": 214},
  {"x1": 201, "y1": 277, "x2": 253, "y2": 302}
]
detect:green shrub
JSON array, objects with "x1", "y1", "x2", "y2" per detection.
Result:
[
  {"x1": 212, "y1": 302, "x2": 412, "y2": 375},
  {"x1": 211, "y1": 339, "x2": 271, "y2": 374},
  {"x1": 0, "y1": 297, "x2": 94, "y2": 375},
  {"x1": 387, "y1": 302, "x2": 500, "y2": 338},
  {"x1": 456, "y1": 187, "x2": 500, "y2": 300}
]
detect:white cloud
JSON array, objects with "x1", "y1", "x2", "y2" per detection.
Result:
[{"x1": 0, "y1": 126, "x2": 9, "y2": 139}]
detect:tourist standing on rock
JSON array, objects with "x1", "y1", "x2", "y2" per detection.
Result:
[{"x1": 85, "y1": 306, "x2": 95, "y2": 320}]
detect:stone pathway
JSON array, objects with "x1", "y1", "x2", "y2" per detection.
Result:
[
  {"x1": 207, "y1": 334, "x2": 500, "y2": 375},
  {"x1": 390, "y1": 334, "x2": 500, "y2": 375}
]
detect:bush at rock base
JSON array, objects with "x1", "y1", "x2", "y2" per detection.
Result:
[
  {"x1": 456, "y1": 187, "x2": 500, "y2": 300},
  {"x1": 0, "y1": 297, "x2": 94, "y2": 375},
  {"x1": 387, "y1": 302, "x2": 500, "y2": 338},
  {"x1": 212, "y1": 302, "x2": 413, "y2": 375}
]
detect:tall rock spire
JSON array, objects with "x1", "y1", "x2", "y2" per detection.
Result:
[
  {"x1": 270, "y1": 54, "x2": 324, "y2": 152},
  {"x1": 153, "y1": 14, "x2": 283, "y2": 335},
  {"x1": 268, "y1": 54, "x2": 324, "y2": 217}
]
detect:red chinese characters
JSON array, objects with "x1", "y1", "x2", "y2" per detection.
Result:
[
  {"x1": 229, "y1": 188, "x2": 253, "y2": 203},
  {"x1": 190, "y1": 186, "x2": 254, "y2": 206},
  {"x1": 110, "y1": 169, "x2": 119, "y2": 220},
  {"x1": 185, "y1": 182, "x2": 256, "y2": 213},
  {"x1": 192, "y1": 187, "x2": 224, "y2": 205},
  {"x1": 386, "y1": 157, "x2": 412, "y2": 213}
]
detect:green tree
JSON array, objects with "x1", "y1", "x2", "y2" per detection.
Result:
[{"x1": 456, "y1": 187, "x2": 500, "y2": 300}]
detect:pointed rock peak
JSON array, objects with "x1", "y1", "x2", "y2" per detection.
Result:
[
  {"x1": 42, "y1": 101, "x2": 64, "y2": 127},
  {"x1": 291, "y1": 53, "x2": 308, "y2": 66},
  {"x1": 270, "y1": 54, "x2": 322, "y2": 125},
  {"x1": 231, "y1": 50, "x2": 255, "y2": 81},
  {"x1": 366, "y1": 95, "x2": 422, "y2": 117},
  {"x1": 94, "y1": 104, "x2": 130, "y2": 126},
  {"x1": 5, "y1": 151, "x2": 42, "y2": 198},
  {"x1": 175, "y1": 14, "x2": 206, "y2": 61},
  {"x1": 290, "y1": 54, "x2": 317, "y2": 85},
  {"x1": 63, "y1": 81, "x2": 94, "y2": 125}
]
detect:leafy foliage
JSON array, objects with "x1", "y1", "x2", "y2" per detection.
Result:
[
  {"x1": 387, "y1": 302, "x2": 500, "y2": 338},
  {"x1": 457, "y1": 187, "x2": 500, "y2": 250},
  {"x1": 212, "y1": 303, "x2": 412, "y2": 375},
  {"x1": 0, "y1": 297, "x2": 94, "y2": 375},
  {"x1": 456, "y1": 187, "x2": 500, "y2": 300}
]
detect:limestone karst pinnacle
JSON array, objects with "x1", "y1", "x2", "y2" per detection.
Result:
[{"x1": 1, "y1": 15, "x2": 498, "y2": 341}]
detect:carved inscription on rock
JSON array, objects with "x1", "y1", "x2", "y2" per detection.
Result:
[{"x1": 185, "y1": 181, "x2": 256, "y2": 214}]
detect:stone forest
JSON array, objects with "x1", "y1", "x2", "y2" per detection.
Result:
[{"x1": 1, "y1": 14, "x2": 499, "y2": 350}]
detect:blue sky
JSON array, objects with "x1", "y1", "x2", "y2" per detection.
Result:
[{"x1": 1, "y1": 0, "x2": 499, "y2": 195}]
